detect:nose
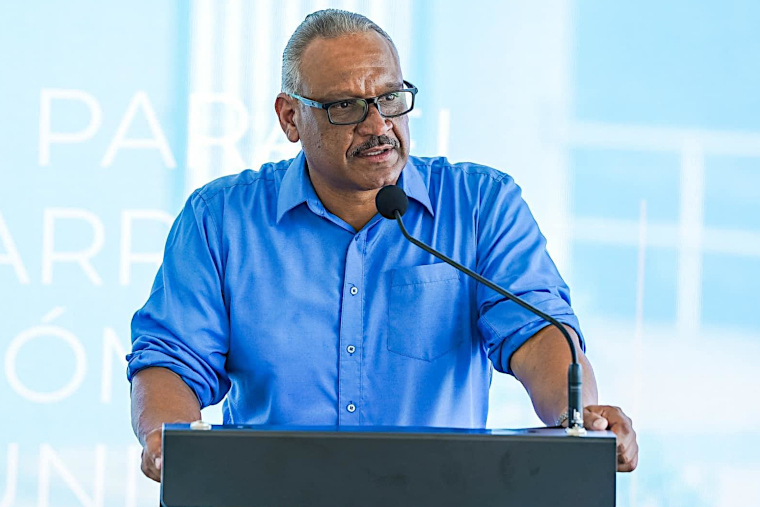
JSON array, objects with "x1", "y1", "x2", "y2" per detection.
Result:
[{"x1": 357, "y1": 103, "x2": 392, "y2": 136}]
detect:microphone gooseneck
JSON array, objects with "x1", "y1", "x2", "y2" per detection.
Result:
[{"x1": 375, "y1": 185, "x2": 585, "y2": 435}]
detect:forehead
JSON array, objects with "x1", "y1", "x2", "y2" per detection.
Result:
[{"x1": 299, "y1": 31, "x2": 403, "y2": 99}]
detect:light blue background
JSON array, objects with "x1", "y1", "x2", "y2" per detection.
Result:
[{"x1": 1, "y1": 1, "x2": 758, "y2": 506}]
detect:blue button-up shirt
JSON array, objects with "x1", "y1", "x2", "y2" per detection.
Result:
[{"x1": 127, "y1": 152, "x2": 583, "y2": 428}]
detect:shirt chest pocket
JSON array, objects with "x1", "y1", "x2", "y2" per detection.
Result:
[{"x1": 387, "y1": 263, "x2": 468, "y2": 361}]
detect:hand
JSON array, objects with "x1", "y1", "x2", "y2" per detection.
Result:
[
  {"x1": 140, "y1": 428, "x2": 163, "y2": 482},
  {"x1": 583, "y1": 405, "x2": 638, "y2": 472}
]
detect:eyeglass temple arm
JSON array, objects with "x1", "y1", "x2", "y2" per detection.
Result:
[{"x1": 290, "y1": 94, "x2": 330, "y2": 110}]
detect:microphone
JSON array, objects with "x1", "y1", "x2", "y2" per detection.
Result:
[{"x1": 376, "y1": 185, "x2": 586, "y2": 435}]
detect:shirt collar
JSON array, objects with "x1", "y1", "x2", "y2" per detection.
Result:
[
  {"x1": 276, "y1": 152, "x2": 434, "y2": 224},
  {"x1": 276, "y1": 152, "x2": 320, "y2": 224},
  {"x1": 397, "y1": 157, "x2": 435, "y2": 217}
]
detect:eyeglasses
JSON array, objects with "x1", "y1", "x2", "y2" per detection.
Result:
[{"x1": 289, "y1": 81, "x2": 418, "y2": 125}]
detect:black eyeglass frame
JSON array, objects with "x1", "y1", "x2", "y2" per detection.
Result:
[{"x1": 289, "y1": 80, "x2": 418, "y2": 125}]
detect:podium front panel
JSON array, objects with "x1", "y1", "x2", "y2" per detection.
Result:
[{"x1": 161, "y1": 425, "x2": 616, "y2": 507}]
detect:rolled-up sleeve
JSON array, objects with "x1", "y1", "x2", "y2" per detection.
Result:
[
  {"x1": 127, "y1": 190, "x2": 230, "y2": 408},
  {"x1": 475, "y1": 174, "x2": 584, "y2": 376}
]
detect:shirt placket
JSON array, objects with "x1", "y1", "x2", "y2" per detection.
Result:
[{"x1": 338, "y1": 232, "x2": 365, "y2": 425}]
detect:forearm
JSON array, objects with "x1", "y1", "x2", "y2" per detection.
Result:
[
  {"x1": 130, "y1": 367, "x2": 201, "y2": 445},
  {"x1": 510, "y1": 325, "x2": 598, "y2": 426}
]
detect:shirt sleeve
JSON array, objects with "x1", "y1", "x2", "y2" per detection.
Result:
[
  {"x1": 475, "y1": 174, "x2": 584, "y2": 376},
  {"x1": 126, "y1": 190, "x2": 231, "y2": 408}
]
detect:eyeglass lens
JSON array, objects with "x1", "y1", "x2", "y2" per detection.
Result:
[{"x1": 328, "y1": 91, "x2": 414, "y2": 124}]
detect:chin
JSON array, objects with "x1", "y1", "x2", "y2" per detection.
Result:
[
  {"x1": 368, "y1": 164, "x2": 404, "y2": 190},
  {"x1": 352, "y1": 153, "x2": 405, "y2": 187}
]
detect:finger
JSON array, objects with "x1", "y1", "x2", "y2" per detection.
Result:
[
  {"x1": 582, "y1": 407, "x2": 609, "y2": 431},
  {"x1": 629, "y1": 449, "x2": 639, "y2": 470},
  {"x1": 141, "y1": 450, "x2": 161, "y2": 482},
  {"x1": 607, "y1": 411, "x2": 635, "y2": 447},
  {"x1": 147, "y1": 456, "x2": 162, "y2": 482},
  {"x1": 617, "y1": 431, "x2": 639, "y2": 472},
  {"x1": 595, "y1": 407, "x2": 637, "y2": 472},
  {"x1": 618, "y1": 452, "x2": 637, "y2": 473},
  {"x1": 589, "y1": 405, "x2": 633, "y2": 436},
  {"x1": 141, "y1": 431, "x2": 163, "y2": 482},
  {"x1": 616, "y1": 446, "x2": 637, "y2": 472}
]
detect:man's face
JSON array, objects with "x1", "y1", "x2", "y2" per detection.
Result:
[{"x1": 285, "y1": 31, "x2": 410, "y2": 193}]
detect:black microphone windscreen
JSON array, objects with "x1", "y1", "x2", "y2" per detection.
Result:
[{"x1": 376, "y1": 185, "x2": 408, "y2": 219}]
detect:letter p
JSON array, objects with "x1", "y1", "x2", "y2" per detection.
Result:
[{"x1": 39, "y1": 89, "x2": 102, "y2": 166}]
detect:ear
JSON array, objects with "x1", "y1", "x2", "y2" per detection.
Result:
[{"x1": 275, "y1": 93, "x2": 301, "y2": 143}]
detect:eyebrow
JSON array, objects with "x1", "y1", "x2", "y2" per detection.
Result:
[{"x1": 321, "y1": 81, "x2": 404, "y2": 101}]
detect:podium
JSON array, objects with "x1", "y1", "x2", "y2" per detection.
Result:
[{"x1": 160, "y1": 424, "x2": 616, "y2": 507}]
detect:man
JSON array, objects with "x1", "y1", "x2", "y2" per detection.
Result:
[{"x1": 128, "y1": 9, "x2": 638, "y2": 482}]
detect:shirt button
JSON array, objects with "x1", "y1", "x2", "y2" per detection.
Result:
[
  {"x1": 347, "y1": 345, "x2": 356, "y2": 354},
  {"x1": 350, "y1": 286, "x2": 358, "y2": 296},
  {"x1": 347, "y1": 403, "x2": 356, "y2": 413}
]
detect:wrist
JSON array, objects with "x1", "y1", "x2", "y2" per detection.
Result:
[{"x1": 554, "y1": 408, "x2": 569, "y2": 427}]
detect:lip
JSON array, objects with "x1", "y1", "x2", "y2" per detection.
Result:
[{"x1": 354, "y1": 144, "x2": 396, "y2": 162}]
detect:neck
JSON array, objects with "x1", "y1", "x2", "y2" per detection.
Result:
[{"x1": 307, "y1": 171, "x2": 382, "y2": 232}]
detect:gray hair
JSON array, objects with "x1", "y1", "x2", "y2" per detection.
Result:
[{"x1": 281, "y1": 9, "x2": 398, "y2": 95}]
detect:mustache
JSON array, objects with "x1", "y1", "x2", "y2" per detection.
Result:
[{"x1": 350, "y1": 135, "x2": 399, "y2": 157}]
